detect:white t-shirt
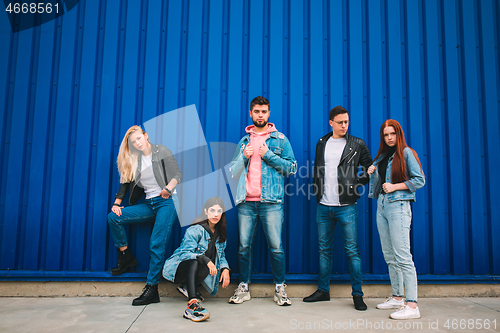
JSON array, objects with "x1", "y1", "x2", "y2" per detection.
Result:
[
  {"x1": 320, "y1": 137, "x2": 346, "y2": 206},
  {"x1": 140, "y1": 154, "x2": 162, "y2": 199}
]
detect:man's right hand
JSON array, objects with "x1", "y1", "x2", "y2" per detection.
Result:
[{"x1": 243, "y1": 145, "x2": 254, "y2": 158}]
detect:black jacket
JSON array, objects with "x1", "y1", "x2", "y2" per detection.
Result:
[
  {"x1": 313, "y1": 132, "x2": 372, "y2": 205},
  {"x1": 115, "y1": 143, "x2": 181, "y2": 206}
]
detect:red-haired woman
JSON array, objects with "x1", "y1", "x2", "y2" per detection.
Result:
[{"x1": 367, "y1": 119, "x2": 425, "y2": 320}]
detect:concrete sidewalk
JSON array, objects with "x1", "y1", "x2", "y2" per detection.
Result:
[{"x1": 0, "y1": 296, "x2": 498, "y2": 333}]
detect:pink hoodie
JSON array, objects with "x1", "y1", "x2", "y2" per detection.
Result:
[{"x1": 245, "y1": 123, "x2": 278, "y2": 201}]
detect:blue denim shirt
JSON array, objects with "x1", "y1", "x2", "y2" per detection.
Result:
[
  {"x1": 162, "y1": 225, "x2": 229, "y2": 296},
  {"x1": 368, "y1": 147, "x2": 425, "y2": 202},
  {"x1": 229, "y1": 131, "x2": 297, "y2": 205}
]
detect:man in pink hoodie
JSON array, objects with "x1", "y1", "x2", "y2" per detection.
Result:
[{"x1": 228, "y1": 96, "x2": 297, "y2": 306}]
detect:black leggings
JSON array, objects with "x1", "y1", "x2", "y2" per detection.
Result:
[{"x1": 174, "y1": 259, "x2": 209, "y2": 300}]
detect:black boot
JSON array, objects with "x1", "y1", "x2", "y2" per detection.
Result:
[
  {"x1": 132, "y1": 284, "x2": 160, "y2": 306},
  {"x1": 353, "y1": 295, "x2": 367, "y2": 311},
  {"x1": 110, "y1": 248, "x2": 139, "y2": 276},
  {"x1": 303, "y1": 289, "x2": 330, "y2": 302}
]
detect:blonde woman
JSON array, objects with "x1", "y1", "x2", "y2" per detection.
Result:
[{"x1": 108, "y1": 125, "x2": 181, "y2": 306}]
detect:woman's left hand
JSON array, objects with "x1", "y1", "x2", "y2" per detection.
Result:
[
  {"x1": 160, "y1": 189, "x2": 171, "y2": 199},
  {"x1": 220, "y1": 269, "x2": 230, "y2": 288},
  {"x1": 207, "y1": 261, "x2": 217, "y2": 276},
  {"x1": 382, "y1": 182, "x2": 397, "y2": 193}
]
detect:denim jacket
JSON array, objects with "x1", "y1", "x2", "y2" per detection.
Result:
[
  {"x1": 368, "y1": 147, "x2": 425, "y2": 202},
  {"x1": 229, "y1": 131, "x2": 297, "y2": 205},
  {"x1": 162, "y1": 225, "x2": 229, "y2": 296}
]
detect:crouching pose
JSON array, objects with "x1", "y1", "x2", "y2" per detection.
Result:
[{"x1": 163, "y1": 197, "x2": 231, "y2": 322}]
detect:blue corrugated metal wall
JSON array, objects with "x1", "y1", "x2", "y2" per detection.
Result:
[{"x1": 1, "y1": 0, "x2": 499, "y2": 283}]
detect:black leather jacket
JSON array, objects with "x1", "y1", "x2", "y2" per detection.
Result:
[
  {"x1": 115, "y1": 143, "x2": 181, "y2": 205},
  {"x1": 313, "y1": 132, "x2": 372, "y2": 205}
]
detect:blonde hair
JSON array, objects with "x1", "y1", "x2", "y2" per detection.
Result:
[{"x1": 117, "y1": 125, "x2": 145, "y2": 183}]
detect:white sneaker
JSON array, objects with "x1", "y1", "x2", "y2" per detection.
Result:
[
  {"x1": 274, "y1": 284, "x2": 292, "y2": 306},
  {"x1": 229, "y1": 283, "x2": 251, "y2": 304},
  {"x1": 176, "y1": 285, "x2": 204, "y2": 302},
  {"x1": 377, "y1": 297, "x2": 405, "y2": 309},
  {"x1": 390, "y1": 305, "x2": 421, "y2": 319}
]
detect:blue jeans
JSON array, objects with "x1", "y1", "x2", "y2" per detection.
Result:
[
  {"x1": 237, "y1": 201, "x2": 285, "y2": 284},
  {"x1": 107, "y1": 196, "x2": 177, "y2": 285},
  {"x1": 376, "y1": 194, "x2": 417, "y2": 302},
  {"x1": 316, "y1": 203, "x2": 363, "y2": 296}
]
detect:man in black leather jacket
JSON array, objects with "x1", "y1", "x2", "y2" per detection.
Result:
[{"x1": 304, "y1": 106, "x2": 372, "y2": 311}]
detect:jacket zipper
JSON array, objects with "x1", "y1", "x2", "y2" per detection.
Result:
[
  {"x1": 347, "y1": 151, "x2": 357, "y2": 163},
  {"x1": 156, "y1": 155, "x2": 168, "y2": 188},
  {"x1": 340, "y1": 148, "x2": 354, "y2": 164},
  {"x1": 130, "y1": 182, "x2": 137, "y2": 203}
]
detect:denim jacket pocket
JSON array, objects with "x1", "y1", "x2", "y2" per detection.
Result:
[
  {"x1": 195, "y1": 245, "x2": 207, "y2": 254},
  {"x1": 270, "y1": 146, "x2": 283, "y2": 155}
]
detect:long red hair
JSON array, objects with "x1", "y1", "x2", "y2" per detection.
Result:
[{"x1": 372, "y1": 119, "x2": 423, "y2": 184}]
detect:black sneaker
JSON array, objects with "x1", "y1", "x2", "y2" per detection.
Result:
[
  {"x1": 110, "y1": 248, "x2": 139, "y2": 276},
  {"x1": 303, "y1": 289, "x2": 330, "y2": 302},
  {"x1": 132, "y1": 284, "x2": 160, "y2": 306},
  {"x1": 353, "y1": 295, "x2": 367, "y2": 311}
]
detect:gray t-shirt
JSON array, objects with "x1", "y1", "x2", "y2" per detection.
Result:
[{"x1": 320, "y1": 137, "x2": 346, "y2": 206}]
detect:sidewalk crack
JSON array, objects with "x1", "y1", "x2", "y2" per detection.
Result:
[
  {"x1": 463, "y1": 297, "x2": 500, "y2": 313},
  {"x1": 125, "y1": 306, "x2": 147, "y2": 332}
]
